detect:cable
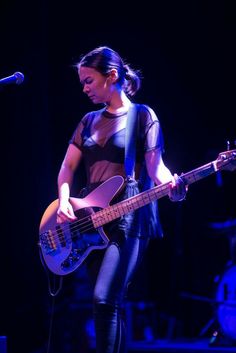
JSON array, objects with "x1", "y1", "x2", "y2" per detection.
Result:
[{"x1": 46, "y1": 294, "x2": 56, "y2": 353}]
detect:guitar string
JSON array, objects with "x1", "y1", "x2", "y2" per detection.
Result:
[{"x1": 41, "y1": 215, "x2": 100, "y2": 248}]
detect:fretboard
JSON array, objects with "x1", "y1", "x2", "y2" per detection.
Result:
[{"x1": 92, "y1": 161, "x2": 217, "y2": 228}]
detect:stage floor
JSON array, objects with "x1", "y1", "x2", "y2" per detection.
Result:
[
  {"x1": 127, "y1": 339, "x2": 236, "y2": 352},
  {"x1": 89, "y1": 338, "x2": 236, "y2": 353}
]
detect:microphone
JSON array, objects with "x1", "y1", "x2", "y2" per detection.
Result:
[{"x1": 0, "y1": 72, "x2": 24, "y2": 86}]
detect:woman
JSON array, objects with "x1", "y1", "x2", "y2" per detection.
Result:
[{"x1": 56, "y1": 46, "x2": 187, "y2": 353}]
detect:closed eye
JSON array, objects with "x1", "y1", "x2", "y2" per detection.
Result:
[{"x1": 81, "y1": 77, "x2": 93, "y2": 86}]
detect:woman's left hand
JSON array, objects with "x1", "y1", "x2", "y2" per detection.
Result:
[{"x1": 169, "y1": 173, "x2": 187, "y2": 202}]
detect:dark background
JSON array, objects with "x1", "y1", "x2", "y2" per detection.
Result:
[{"x1": 0, "y1": 1, "x2": 235, "y2": 352}]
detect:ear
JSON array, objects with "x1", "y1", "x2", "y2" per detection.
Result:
[{"x1": 108, "y1": 68, "x2": 119, "y2": 83}]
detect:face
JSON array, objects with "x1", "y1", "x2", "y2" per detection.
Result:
[{"x1": 79, "y1": 66, "x2": 115, "y2": 105}]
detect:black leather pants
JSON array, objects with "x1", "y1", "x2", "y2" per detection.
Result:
[{"x1": 87, "y1": 236, "x2": 149, "y2": 353}]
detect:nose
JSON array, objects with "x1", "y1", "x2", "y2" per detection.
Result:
[{"x1": 83, "y1": 84, "x2": 90, "y2": 94}]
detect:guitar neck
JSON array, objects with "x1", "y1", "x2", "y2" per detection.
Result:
[
  {"x1": 181, "y1": 160, "x2": 218, "y2": 186},
  {"x1": 92, "y1": 161, "x2": 217, "y2": 228}
]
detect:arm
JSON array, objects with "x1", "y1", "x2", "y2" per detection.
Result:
[
  {"x1": 145, "y1": 148, "x2": 187, "y2": 201},
  {"x1": 57, "y1": 144, "x2": 83, "y2": 222}
]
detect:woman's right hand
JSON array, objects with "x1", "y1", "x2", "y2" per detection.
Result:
[{"x1": 56, "y1": 200, "x2": 77, "y2": 224}]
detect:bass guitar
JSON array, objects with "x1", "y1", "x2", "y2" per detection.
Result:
[{"x1": 39, "y1": 149, "x2": 236, "y2": 276}]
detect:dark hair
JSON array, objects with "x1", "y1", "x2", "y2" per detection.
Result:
[{"x1": 77, "y1": 46, "x2": 141, "y2": 97}]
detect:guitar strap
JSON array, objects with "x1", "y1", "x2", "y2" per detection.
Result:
[{"x1": 124, "y1": 103, "x2": 139, "y2": 179}]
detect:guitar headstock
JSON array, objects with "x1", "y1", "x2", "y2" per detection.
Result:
[{"x1": 216, "y1": 149, "x2": 236, "y2": 171}]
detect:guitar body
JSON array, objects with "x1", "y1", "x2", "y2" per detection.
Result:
[{"x1": 39, "y1": 175, "x2": 124, "y2": 275}]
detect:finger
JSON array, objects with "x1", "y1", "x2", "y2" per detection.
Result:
[
  {"x1": 56, "y1": 214, "x2": 63, "y2": 224},
  {"x1": 169, "y1": 174, "x2": 187, "y2": 201},
  {"x1": 68, "y1": 211, "x2": 77, "y2": 220},
  {"x1": 175, "y1": 174, "x2": 185, "y2": 191}
]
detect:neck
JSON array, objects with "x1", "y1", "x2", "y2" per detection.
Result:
[{"x1": 105, "y1": 91, "x2": 131, "y2": 114}]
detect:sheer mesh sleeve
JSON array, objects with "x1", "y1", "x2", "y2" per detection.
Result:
[
  {"x1": 138, "y1": 105, "x2": 164, "y2": 153},
  {"x1": 69, "y1": 112, "x2": 92, "y2": 150}
]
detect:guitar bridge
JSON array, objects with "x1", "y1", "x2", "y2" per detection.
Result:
[{"x1": 39, "y1": 230, "x2": 57, "y2": 253}]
